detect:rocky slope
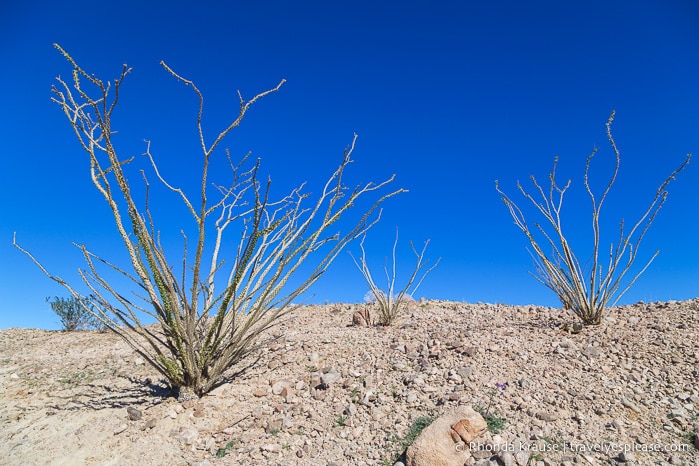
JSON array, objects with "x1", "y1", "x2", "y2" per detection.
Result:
[{"x1": 1, "y1": 299, "x2": 698, "y2": 466}]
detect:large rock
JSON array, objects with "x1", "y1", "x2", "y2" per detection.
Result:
[
  {"x1": 406, "y1": 405, "x2": 487, "y2": 466},
  {"x1": 352, "y1": 307, "x2": 372, "y2": 327}
]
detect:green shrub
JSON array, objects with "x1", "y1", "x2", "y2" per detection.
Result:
[{"x1": 47, "y1": 296, "x2": 103, "y2": 331}]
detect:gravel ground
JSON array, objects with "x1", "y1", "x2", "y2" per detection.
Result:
[{"x1": 1, "y1": 299, "x2": 698, "y2": 466}]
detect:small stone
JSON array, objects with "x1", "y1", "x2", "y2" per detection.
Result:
[
  {"x1": 114, "y1": 423, "x2": 128, "y2": 435},
  {"x1": 515, "y1": 450, "x2": 531, "y2": 466},
  {"x1": 10, "y1": 373, "x2": 19, "y2": 380},
  {"x1": 618, "y1": 451, "x2": 635, "y2": 462},
  {"x1": 193, "y1": 404, "x2": 205, "y2": 418},
  {"x1": 621, "y1": 397, "x2": 642, "y2": 413},
  {"x1": 583, "y1": 346, "x2": 600, "y2": 358},
  {"x1": 498, "y1": 450, "x2": 516, "y2": 466},
  {"x1": 321, "y1": 369, "x2": 340, "y2": 386},
  {"x1": 181, "y1": 400, "x2": 196, "y2": 410},
  {"x1": 145, "y1": 418, "x2": 157, "y2": 429},
  {"x1": 178, "y1": 428, "x2": 198, "y2": 445},
  {"x1": 261, "y1": 443, "x2": 282, "y2": 453},
  {"x1": 518, "y1": 377, "x2": 534, "y2": 389},
  {"x1": 133, "y1": 357, "x2": 145, "y2": 366},
  {"x1": 344, "y1": 403, "x2": 358, "y2": 417},
  {"x1": 536, "y1": 412, "x2": 559, "y2": 422},
  {"x1": 280, "y1": 385, "x2": 293, "y2": 401},
  {"x1": 127, "y1": 407, "x2": 142, "y2": 421},
  {"x1": 265, "y1": 418, "x2": 283, "y2": 433},
  {"x1": 267, "y1": 358, "x2": 281, "y2": 370},
  {"x1": 253, "y1": 387, "x2": 268, "y2": 397},
  {"x1": 559, "y1": 338, "x2": 576, "y2": 350},
  {"x1": 271, "y1": 380, "x2": 289, "y2": 395}
]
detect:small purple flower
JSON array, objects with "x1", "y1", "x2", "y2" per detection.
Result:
[{"x1": 495, "y1": 381, "x2": 508, "y2": 395}]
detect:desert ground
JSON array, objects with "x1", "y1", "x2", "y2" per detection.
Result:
[{"x1": 1, "y1": 299, "x2": 698, "y2": 466}]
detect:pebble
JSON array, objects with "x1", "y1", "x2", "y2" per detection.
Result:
[
  {"x1": 113, "y1": 423, "x2": 128, "y2": 435},
  {"x1": 178, "y1": 428, "x2": 198, "y2": 445},
  {"x1": 621, "y1": 398, "x2": 642, "y2": 413},
  {"x1": 126, "y1": 407, "x2": 142, "y2": 421}
]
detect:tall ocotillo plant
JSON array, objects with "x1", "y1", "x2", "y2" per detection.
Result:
[
  {"x1": 15, "y1": 44, "x2": 404, "y2": 399},
  {"x1": 496, "y1": 112, "x2": 690, "y2": 325}
]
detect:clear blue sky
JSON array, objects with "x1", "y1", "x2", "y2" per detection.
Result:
[{"x1": 1, "y1": 0, "x2": 698, "y2": 329}]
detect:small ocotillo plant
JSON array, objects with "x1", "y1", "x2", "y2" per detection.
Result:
[
  {"x1": 350, "y1": 228, "x2": 439, "y2": 326},
  {"x1": 15, "y1": 44, "x2": 404, "y2": 400},
  {"x1": 496, "y1": 111, "x2": 690, "y2": 325}
]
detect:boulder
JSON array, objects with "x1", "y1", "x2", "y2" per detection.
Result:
[
  {"x1": 352, "y1": 307, "x2": 372, "y2": 327},
  {"x1": 406, "y1": 405, "x2": 487, "y2": 466}
]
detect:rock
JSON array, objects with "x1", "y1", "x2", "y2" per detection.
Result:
[
  {"x1": 406, "y1": 405, "x2": 487, "y2": 466},
  {"x1": 280, "y1": 385, "x2": 293, "y2": 401},
  {"x1": 352, "y1": 308, "x2": 371, "y2": 327},
  {"x1": 515, "y1": 450, "x2": 530, "y2": 465},
  {"x1": 267, "y1": 358, "x2": 281, "y2": 370},
  {"x1": 518, "y1": 377, "x2": 534, "y2": 389},
  {"x1": 133, "y1": 357, "x2": 145, "y2": 366},
  {"x1": 320, "y1": 369, "x2": 340, "y2": 386},
  {"x1": 126, "y1": 407, "x2": 142, "y2": 421},
  {"x1": 621, "y1": 398, "x2": 642, "y2": 413},
  {"x1": 271, "y1": 380, "x2": 290, "y2": 395},
  {"x1": 178, "y1": 428, "x2": 198, "y2": 445},
  {"x1": 536, "y1": 411, "x2": 559, "y2": 422},
  {"x1": 498, "y1": 450, "x2": 516, "y2": 466},
  {"x1": 261, "y1": 443, "x2": 282, "y2": 453},
  {"x1": 583, "y1": 346, "x2": 600, "y2": 358},
  {"x1": 265, "y1": 418, "x2": 283, "y2": 434},
  {"x1": 559, "y1": 338, "x2": 577, "y2": 350},
  {"x1": 114, "y1": 423, "x2": 128, "y2": 435},
  {"x1": 182, "y1": 399, "x2": 197, "y2": 409},
  {"x1": 253, "y1": 387, "x2": 268, "y2": 397}
]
